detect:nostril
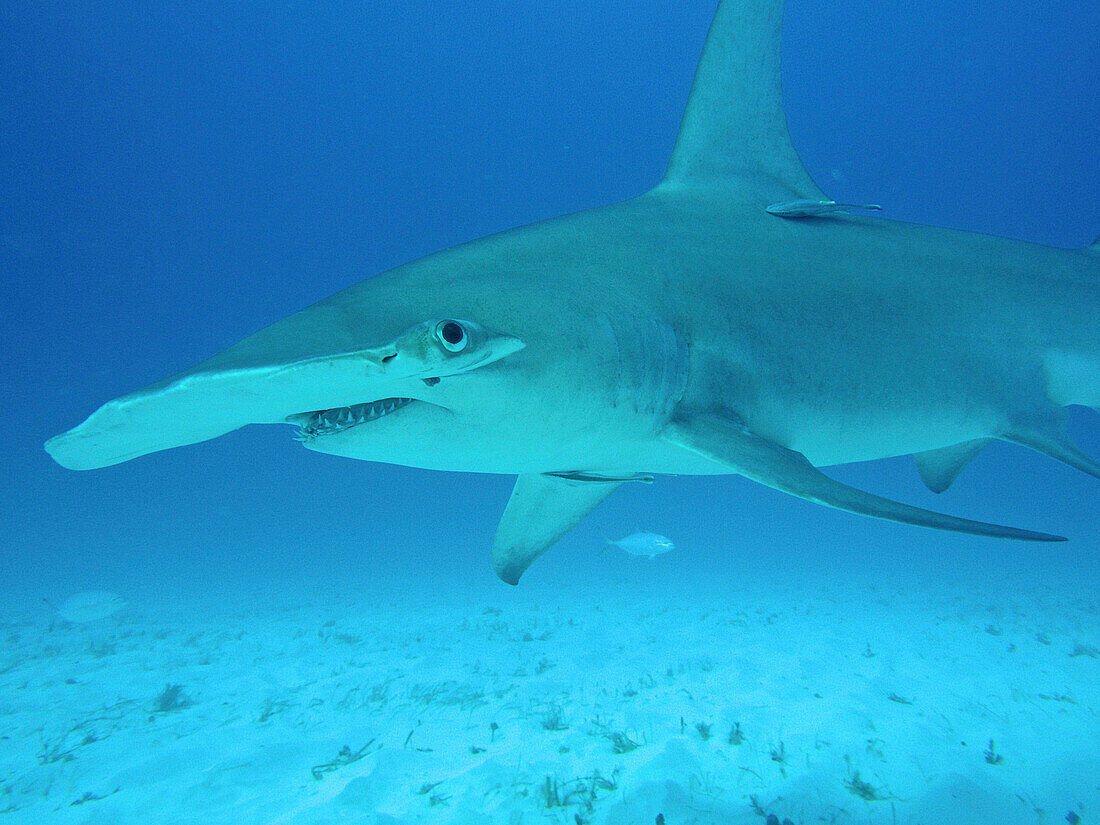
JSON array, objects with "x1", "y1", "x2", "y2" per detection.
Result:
[{"x1": 382, "y1": 354, "x2": 396, "y2": 364}]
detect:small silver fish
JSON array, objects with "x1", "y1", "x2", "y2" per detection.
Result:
[
  {"x1": 46, "y1": 591, "x2": 127, "y2": 623},
  {"x1": 607, "y1": 532, "x2": 674, "y2": 559}
]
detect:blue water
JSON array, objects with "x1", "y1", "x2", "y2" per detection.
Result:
[{"x1": 2, "y1": 2, "x2": 1098, "y2": 821}]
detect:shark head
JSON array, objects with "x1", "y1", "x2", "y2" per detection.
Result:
[
  {"x1": 44, "y1": 227, "x2": 673, "y2": 477},
  {"x1": 285, "y1": 316, "x2": 525, "y2": 463},
  {"x1": 46, "y1": 255, "x2": 523, "y2": 472}
]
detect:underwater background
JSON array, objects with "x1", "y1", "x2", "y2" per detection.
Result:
[{"x1": 2, "y1": 1, "x2": 1099, "y2": 823}]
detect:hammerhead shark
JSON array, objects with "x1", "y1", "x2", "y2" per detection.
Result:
[{"x1": 46, "y1": 0, "x2": 1099, "y2": 584}]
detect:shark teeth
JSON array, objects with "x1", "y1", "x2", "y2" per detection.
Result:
[{"x1": 294, "y1": 398, "x2": 414, "y2": 441}]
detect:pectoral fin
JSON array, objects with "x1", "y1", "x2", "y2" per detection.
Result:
[
  {"x1": 664, "y1": 412, "x2": 1064, "y2": 542},
  {"x1": 492, "y1": 474, "x2": 622, "y2": 585}
]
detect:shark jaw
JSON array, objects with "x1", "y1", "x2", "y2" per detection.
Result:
[{"x1": 291, "y1": 397, "x2": 419, "y2": 441}]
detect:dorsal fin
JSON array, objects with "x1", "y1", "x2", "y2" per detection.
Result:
[{"x1": 658, "y1": 0, "x2": 825, "y2": 201}]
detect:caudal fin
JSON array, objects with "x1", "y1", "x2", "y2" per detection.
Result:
[
  {"x1": 1005, "y1": 415, "x2": 1100, "y2": 483},
  {"x1": 1045, "y1": 350, "x2": 1100, "y2": 412}
]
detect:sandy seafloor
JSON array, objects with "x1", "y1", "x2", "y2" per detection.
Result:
[{"x1": 3, "y1": 567, "x2": 1097, "y2": 825}]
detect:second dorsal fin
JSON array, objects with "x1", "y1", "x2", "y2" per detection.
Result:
[{"x1": 914, "y1": 439, "x2": 992, "y2": 493}]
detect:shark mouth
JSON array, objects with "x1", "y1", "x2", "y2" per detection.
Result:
[{"x1": 293, "y1": 397, "x2": 415, "y2": 441}]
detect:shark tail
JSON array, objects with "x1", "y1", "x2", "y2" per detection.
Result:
[
  {"x1": 1044, "y1": 239, "x2": 1100, "y2": 414},
  {"x1": 1004, "y1": 424, "x2": 1100, "y2": 483},
  {"x1": 1050, "y1": 238, "x2": 1100, "y2": 413},
  {"x1": 1045, "y1": 350, "x2": 1100, "y2": 412},
  {"x1": 1032, "y1": 344, "x2": 1100, "y2": 480}
]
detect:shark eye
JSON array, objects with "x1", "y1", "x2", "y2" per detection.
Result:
[{"x1": 435, "y1": 320, "x2": 468, "y2": 353}]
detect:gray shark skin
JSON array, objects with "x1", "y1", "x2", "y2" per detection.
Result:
[{"x1": 45, "y1": 0, "x2": 1100, "y2": 584}]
